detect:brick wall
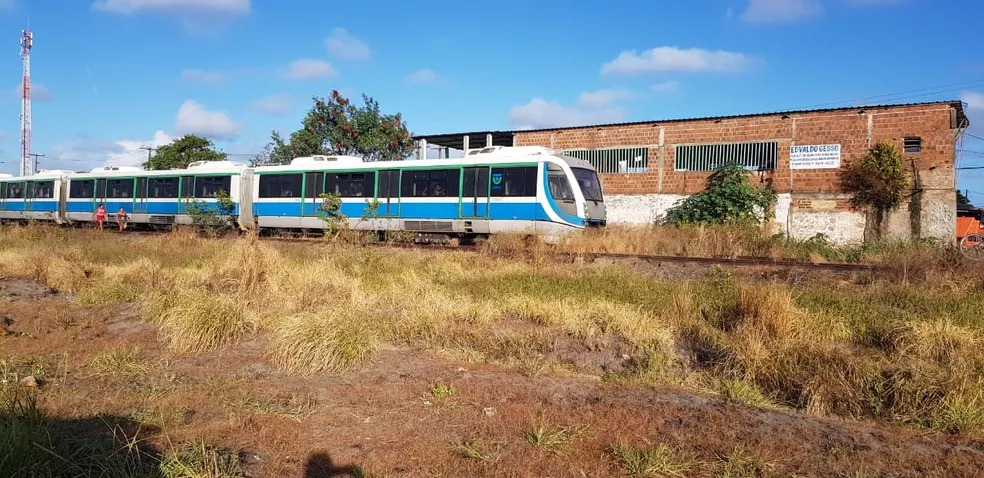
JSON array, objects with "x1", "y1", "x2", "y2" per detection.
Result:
[{"x1": 515, "y1": 103, "x2": 959, "y2": 206}]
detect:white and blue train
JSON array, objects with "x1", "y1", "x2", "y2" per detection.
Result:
[{"x1": 0, "y1": 146, "x2": 606, "y2": 241}]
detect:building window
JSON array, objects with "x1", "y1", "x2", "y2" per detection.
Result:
[
  {"x1": 904, "y1": 136, "x2": 922, "y2": 153},
  {"x1": 674, "y1": 141, "x2": 778, "y2": 171},
  {"x1": 562, "y1": 147, "x2": 649, "y2": 174}
]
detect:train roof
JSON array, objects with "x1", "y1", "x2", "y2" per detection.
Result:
[
  {"x1": 253, "y1": 146, "x2": 598, "y2": 173},
  {"x1": 66, "y1": 160, "x2": 249, "y2": 179}
]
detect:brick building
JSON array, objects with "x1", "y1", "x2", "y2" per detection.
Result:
[{"x1": 414, "y1": 101, "x2": 970, "y2": 244}]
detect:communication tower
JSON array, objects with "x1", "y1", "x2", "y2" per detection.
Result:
[{"x1": 19, "y1": 30, "x2": 33, "y2": 177}]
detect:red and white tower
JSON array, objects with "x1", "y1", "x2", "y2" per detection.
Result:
[{"x1": 19, "y1": 30, "x2": 32, "y2": 177}]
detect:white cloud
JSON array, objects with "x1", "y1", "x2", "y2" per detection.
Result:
[
  {"x1": 47, "y1": 130, "x2": 172, "y2": 170},
  {"x1": 11, "y1": 83, "x2": 53, "y2": 101},
  {"x1": 285, "y1": 59, "x2": 337, "y2": 80},
  {"x1": 650, "y1": 81, "x2": 680, "y2": 93},
  {"x1": 577, "y1": 88, "x2": 633, "y2": 109},
  {"x1": 180, "y1": 68, "x2": 226, "y2": 85},
  {"x1": 404, "y1": 68, "x2": 439, "y2": 85},
  {"x1": 962, "y1": 91, "x2": 984, "y2": 110},
  {"x1": 173, "y1": 99, "x2": 240, "y2": 139},
  {"x1": 325, "y1": 28, "x2": 370, "y2": 61},
  {"x1": 742, "y1": 0, "x2": 822, "y2": 24},
  {"x1": 92, "y1": 0, "x2": 249, "y2": 15},
  {"x1": 601, "y1": 46, "x2": 754, "y2": 75},
  {"x1": 250, "y1": 93, "x2": 291, "y2": 116},
  {"x1": 107, "y1": 130, "x2": 173, "y2": 167},
  {"x1": 508, "y1": 97, "x2": 626, "y2": 130}
]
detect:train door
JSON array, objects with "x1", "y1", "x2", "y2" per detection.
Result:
[
  {"x1": 134, "y1": 177, "x2": 148, "y2": 214},
  {"x1": 94, "y1": 178, "x2": 107, "y2": 214},
  {"x1": 461, "y1": 167, "x2": 489, "y2": 218},
  {"x1": 177, "y1": 176, "x2": 194, "y2": 214},
  {"x1": 378, "y1": 169, "x2": 400, "y2": 217},
  {"x1": 0, "y1": 182, "x2": 6, "y2": 212},
  {"x1": 24, "y1": 181, "x2": 34, "y2": 212},
  {"x1": 303, "y1": 171, "x2": 325, "y2": 217}
]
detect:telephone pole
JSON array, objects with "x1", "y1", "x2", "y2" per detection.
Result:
[
  {"x1": 140, "y1": 146, "x2": 156, "y2": 167},
  {"x1": 29, "y1": 153, "x2": 44, "y2": 172}
]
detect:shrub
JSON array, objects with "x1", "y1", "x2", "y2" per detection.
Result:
[
  {"x1": 839, "y1": 142, "x2": 909, "y2": 239},
  {"x1": 664, "y1": 163, "x2": 777, "y2": 226}
]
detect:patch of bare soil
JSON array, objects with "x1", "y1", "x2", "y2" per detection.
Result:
[
  {"x1": 0, "y1": 277, "x2": 64, "y2": 302},
  {"x1": 2, "y1": 279, "x2": 982, "y2": 477}
]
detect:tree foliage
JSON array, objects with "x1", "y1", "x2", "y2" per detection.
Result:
[
  {"x1": 664, "y1": 163, "x2": 777, "y2": 225},
  {"x1": 144, "y1": 134, "x2": 227, "y2": 170},
  {"x1": 253, "y1": 90, "x2": 414, "y2": 166},
  {"x1": 957, "y1": 190, "x2": 973, "y2": 207},
  {"x1": 839, "y1": 142, "x2": 909, "y2": 236}
]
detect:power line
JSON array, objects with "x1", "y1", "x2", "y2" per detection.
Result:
[{"x1": 785, "y1": 77, "x2": 984, "y2": 111}]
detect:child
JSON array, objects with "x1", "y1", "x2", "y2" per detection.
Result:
[
  {"x1": 93, "y1": 204, "x2": 106, "y2": 230},
  {"x1": 116, "y1": 207, "x2": 129, "y2": 232}
]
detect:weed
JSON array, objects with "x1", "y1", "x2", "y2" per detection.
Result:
[
  {"x1": 159, "y1": 440, "x2": 244, "y2": 477},
  {"x1": 523, "y1": 423, "x2": 588, "y2": 455},
  {"x1": 431, "y1": 382, "x2": 456, "y2": 399},
  {"x1": 229, "y1": 395, "x2": 315, "y2": 422},
  {"x1": 713, "y1": 445, "x2": 774, "y2": 478},
  {"x1": 454, "y1": 439, "x2": 501, "y2": 464},
  {"x1": 608, "y1": 442, "x2": 692, "y2": 477},
  {"x1": 269, "y1": 311, "x2": 377, "y2": 375},
  {"x1": 88, "y1": 347, "x2": 148, "y2": 377}
]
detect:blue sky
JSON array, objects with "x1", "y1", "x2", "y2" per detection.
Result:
[{"x1": 0, "y1": 0, "x2": 982, "y2": 201}]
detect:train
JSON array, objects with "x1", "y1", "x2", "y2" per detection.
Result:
[{"x1": 0, "y1": 146, "x2": 607, "y2": 242}]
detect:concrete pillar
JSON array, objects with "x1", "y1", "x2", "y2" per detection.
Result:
[
  {"x1": 656, "y1": 126, "x2": 665, "y2": 193},
  {"x1": 463, "y1": 135, "x2": 470, "y2": 157},
  {"x1": 486, "y1": 133, "x2": 493, "y2": 147},
  {"x1": 418, "y1": 139, "x2": 427, "y2": 160}
]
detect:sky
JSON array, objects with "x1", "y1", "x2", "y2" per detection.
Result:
[{"x1": 0, "y1": 0, "x2": 982, "y2": 201}]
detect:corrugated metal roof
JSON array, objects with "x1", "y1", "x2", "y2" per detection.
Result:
[{"x1": 413, "y1": 100, "x2": 968, "y2": 144}]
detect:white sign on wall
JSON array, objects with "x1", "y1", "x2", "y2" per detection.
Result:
[{"x1": 789, "y1": 144, "x2": 841, "y2": 169}]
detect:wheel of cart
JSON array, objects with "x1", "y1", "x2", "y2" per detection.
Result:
[{"x1": 960, "y1": 232, "x2": 984, "y2": 260}]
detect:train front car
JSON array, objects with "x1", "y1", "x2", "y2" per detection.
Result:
[
  {"x1": 550, "y1": 153, "x2": 606, "y2": 228},
  {"x1": 0, "y1": 170, "x2": 74, "y2": 224}
]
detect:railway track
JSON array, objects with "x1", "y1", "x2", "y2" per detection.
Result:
[{"x1": 108, "y1": 227, "x2": 880, "y2": 272}]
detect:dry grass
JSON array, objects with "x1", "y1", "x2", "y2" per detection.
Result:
[{"x1": 2, "y1": 224, "x2": 984, "y2": 436}]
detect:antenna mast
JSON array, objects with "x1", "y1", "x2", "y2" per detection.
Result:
[{"x1": 19, "y1": 29, "x2": 33, "y2": 177}]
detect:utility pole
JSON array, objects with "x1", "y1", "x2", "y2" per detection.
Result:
[
  {"x1": 29, "y1": 153, "x2": 44, "y2": 173},
  {"x1": 140, "y1": 146, "x2": 156, "y2": 167}
]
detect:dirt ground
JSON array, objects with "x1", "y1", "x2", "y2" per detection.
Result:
[{"x1": 2, "y1": 278, "x2": 983, "y2": 477}]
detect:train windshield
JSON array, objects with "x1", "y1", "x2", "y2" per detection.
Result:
[{"x1": 572, "y1": 168, "x2": 603, "y2": 202}]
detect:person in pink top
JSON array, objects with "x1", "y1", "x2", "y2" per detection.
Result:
[{"x1": 93, "y1": 204, "x2": 106, "y2": 231}]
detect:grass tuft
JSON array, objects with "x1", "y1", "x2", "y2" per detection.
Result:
[
  {"x1": 608, "y1": 442, "x2": 692, "y2": 477},
  {"x1": 269, "y1": 311, "x2": 377, "y2": 375},
  {"x1": 159, "y1": 440, "x2": 244, "y2": 478},
  {"x1": 88, "y1": 347, "x2": 148, "y2": 377}
]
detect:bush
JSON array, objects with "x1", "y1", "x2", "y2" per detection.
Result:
[
  {"x1": 840, "y1": 142, "x2": 909, "y2": 238},
  {"x1": 664, "y1": 163, "x2": 776, "y2": 226},
  {"x1": 185, "y1": 189, "x2": 236, "y2": 237}
]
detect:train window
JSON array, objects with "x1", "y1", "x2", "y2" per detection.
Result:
[
  {"x1": 490, "y1": 167, "x2": 537, "y2": 197},
  {"x1": 107, "y1": 179, "x2": 134, "y2": 199},
  {"x1": 328, "y1": 172, "x2": 372, "y2": 197},
  {"x1": 547, "y1": 164, "x2": 575, "y2": 202},
  {"x1": 69, "y1": 180, "x2": 94, "y2": 199},
  {"x1": 259, "y1": 174, "x2": 303, "y2": 198},
  {"x1": 305, "y1": 172, "x2": 325, "y2": 199},
  {"x1": 196, "y1": 176, "x2": 231, "y2": 198},
  {"x1": 6, "y1": 182, "x2": 23, "y2": 199},
  {"x1": 0, "y1": 183, "x2": 6, "y2": 199},
  {"x1": 96, "y1": 179, "x2": 107, "y2": 199},
  {"x1": 31, "y1": 181, "x2": 54, "y2": 199},
  {"x1": 572, "y1": 168, "x2": 603, "y2": 201},
  {"x1": 149, "y1": 178, "x2": 178, "y2": 198},
  {"x1": 400, "y1": 169, "x2": 460, "y2": 197}
]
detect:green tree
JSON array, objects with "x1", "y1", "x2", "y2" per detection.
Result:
[
  {"x1": 839, "y1": 142, "x2": 910, "y2": 239},
  {"x1": 145, "y1": 134, "x2": 227, "y2": 170},
  {"x1": 664, "y1": 163, "x2": 777, "y2": 225},
  {"x1": 254, "y1": 90, "x2": 414, "y2": 165},
  {"x1": 957, "y1": 190, "x2": 973, "y2": 207}
]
